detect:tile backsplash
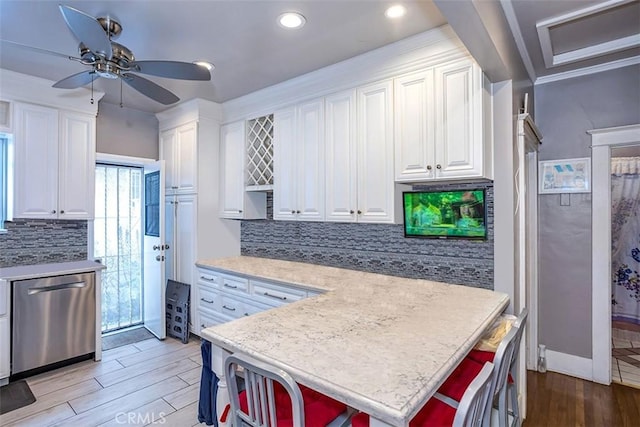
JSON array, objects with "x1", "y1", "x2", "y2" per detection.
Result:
[
  {"x1": 0, "y1": 219, "x2": 88, "y2": 267},
  {"x1": 242, "y1": 182, "x2": 494, "y2": 289}
]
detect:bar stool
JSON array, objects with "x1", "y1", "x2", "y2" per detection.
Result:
[
  {"x1": 351, "y1": 362, "x2": 495, "y2": 427},
  {"x1": 222, "y1": 352, "x2": 348, "y2": 427}
]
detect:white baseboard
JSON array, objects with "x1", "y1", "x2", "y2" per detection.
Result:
[{"x1": 546, "y1": 349, "x2": 593, "y2": 381}]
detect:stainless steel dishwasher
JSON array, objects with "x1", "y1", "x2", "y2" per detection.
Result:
[{"x1": 12, "y1": 272, "x2": 96, "y2": 375}]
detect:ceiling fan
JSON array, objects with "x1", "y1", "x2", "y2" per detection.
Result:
[{"x1": 49, "y1": 4, "x2": 211, "y2": 105}]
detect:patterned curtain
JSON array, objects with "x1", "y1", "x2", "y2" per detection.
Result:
[{"x1": 612, "y1": 157, "x2": 640, "y2": 324}]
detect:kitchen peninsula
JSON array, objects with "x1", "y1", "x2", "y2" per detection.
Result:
[{"x1": 198, "y1": 256, "x2": 508, "y2": 426}]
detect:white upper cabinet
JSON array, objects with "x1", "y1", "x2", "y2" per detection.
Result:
[
  {"x1": 356, "y1": 80, "x2": 397, "y2": 223},
  {"x1": 219, "y1": 121, "x2": 266, "y2": 219},
  {"x1": 434, "y1": 58, "x2": 487, "y2": 179},
  {"x1": 58, "y1": 111, "x2": 96, "y2": 219},
  {"x1": 273, "y1": 99, "x2": 325, "y2": 221},
  {"x1": 394, "y1": 58, "x2": 490, "y2": 182},
  {"x1": 14, "y1": 102, "x2": 95, "y2": 220},
  {"x1": 325, "y1": 83, "x2": 398, "y2": 224},
  {"x1": 325, "y1": 90, "x2": 357, "y2": 222},
  {"x1": 394, "y1": 70, "x2": 435, "y2": 181},
  {"x1": 160, "y1": 121, "x2": 197, "y2": 194}
]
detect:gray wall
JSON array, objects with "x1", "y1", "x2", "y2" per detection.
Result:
[
  {"x1": 535, "y1": 64, "x2": 640, "y2": 358},
  {"x1": 241, "y1": 182, "x2": 494, "y2": 289},
  {"x1": 0, "y1": 219, "x2": 87, "y2": 267},
  {"x1": 97, "y1": 101, "x2": 159, "y2": 159}
]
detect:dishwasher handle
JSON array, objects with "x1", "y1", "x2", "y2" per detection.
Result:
[{"x1": 28, "y1": 281, "x2": 87, "y2": 295}]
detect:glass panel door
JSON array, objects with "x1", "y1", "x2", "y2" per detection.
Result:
[{"x1": 94, "y1": 163, "x2": 143, "y2": 332}]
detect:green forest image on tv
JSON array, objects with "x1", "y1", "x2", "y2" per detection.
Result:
[{"x1": 404, "y1": 190, "x2": 486, "y2": 239}]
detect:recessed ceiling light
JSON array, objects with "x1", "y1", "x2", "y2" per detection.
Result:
[
  {"x1": 278, "y1": 12, "x2": 306, "y2": 29},
  {"x1": 194, "y1": 61, "x2": 214, "y2": 71},
  {"x1": 385, "y1": 4, "x2": 407, "y2": 19}
]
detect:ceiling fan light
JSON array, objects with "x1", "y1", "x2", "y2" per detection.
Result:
[
  {"x1": 385, "y1": 5, "x2": 407, "y2": 19},
  {"x1": 194, "y1": 61, "x2": 214, "y2": 71},
  {"x1": 278, "y1": 12, "x2": 306, "y2": 29}
]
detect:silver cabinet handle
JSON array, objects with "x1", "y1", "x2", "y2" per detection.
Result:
[
  {"x1": 51, "y1": 210, "x2": 56, "y2": 214},
  {"x1": 153, "y1": 245, "x2": 161, "y2": 250},
  {"x1": 28, "y1": 281, "x2": 86, "y2": 295},
  {"x1": 201, "y1": 324, "x2": 206, "y2": 328},
  {"x1": 263, "y1": 292, "x2": 287, "y2": 301},
  {"x1": 200, "y1": 298, "x2": 214, "y2": 304},
  {"x1": 224, "y1": 283, "x2": 238, "y2": 289},
  {"x1": 200, "y1": 276, "x2": 215, "y2": 282},
  {"x1": 244, "y1": 312, "x2": 250, "y2": 316},
  {"x1": 222, "y1": 305, "x2": 236, "y2": 311},
  {"x1": 60, "y1": 210, "x2": 65, "y2": 214}
]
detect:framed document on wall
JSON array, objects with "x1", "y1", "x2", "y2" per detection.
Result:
[{"x1": 539, "y1": 157, "x2": 591, "y2": 194}]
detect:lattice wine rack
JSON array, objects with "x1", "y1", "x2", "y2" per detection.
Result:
[{"x1": 246, "y1": 114, "x2": 274, "y2": 190}]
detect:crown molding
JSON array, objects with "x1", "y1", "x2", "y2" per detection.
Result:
[
  {"x1": 535, "y1": 56, "x2": 640, "y2": 85},
  {"x1": 0, "y1": 68, "x2": 103, "y2": 115},
  {"x1": 500, "y1": 0, "x2": 536, "y2": 83},
  {"x1": 221, "y1": 25, "x2": 468, "y2": 123},
  {"x1": 156, "y1": 98, "x2": 223, "y2": 130}
]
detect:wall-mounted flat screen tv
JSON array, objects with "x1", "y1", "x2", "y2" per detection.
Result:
[{"x1": 403, "y1": 189, "x2": 487, "y2": 240}]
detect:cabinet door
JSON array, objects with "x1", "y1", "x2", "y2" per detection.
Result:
[
  {"x1": 219, "y1": 121, "x2": 246, "y2": 219},
  {"x1": 175, "y1": 194, "x2": 196, "y2": 327},
  {"x1": 164, "y1": 196, "x2": 176, "y2": 282},
  {"x1": 59, "y1": 111, "x2": 96, "y2": 219},
  {"x1": 434, "y1": 59, "x2": 484, "y2": 179},
  {"x1": 357, "y1": 80, "x2": 396, "y2": 223},
  {"x1": 13, "y1": 102, "x2": 59, "y2": 219},
  {"x1": 175, "y1": 122, "x2": 198, "y2": 193},
  {"x1": 325, "y1": 90, "x2": 357, "y2": 222},
  {"x1": 394, "y1": 70, "x2": 436, "y2": 182},
  {"x1": 296, "y1": 99, "x2": 325, "y2": 221},
  {"x1": 273, "y1": 108, "x2": 297, "y2": 221},
  {"x1": 160, "y1": 128, "x2": 178, "y2": 193}
]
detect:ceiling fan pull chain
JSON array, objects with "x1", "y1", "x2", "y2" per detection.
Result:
[
  {"x1": 90, "y1": 74, "x2": 94, "y2": 104},
  {"x1": 120, "y1": 78, "x2": 123, "y2": 108}
]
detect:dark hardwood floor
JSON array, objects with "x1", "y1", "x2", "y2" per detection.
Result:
[{"x1": 525, "y1": 371, "x2": 640, "y2": 427}]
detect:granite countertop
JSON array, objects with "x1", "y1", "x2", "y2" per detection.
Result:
[
  {"x1": 199, "y1": 256, "x2": 509, "y2": 426},
  {"x1": 0, "y1": 260, "x2": 106, "y2": 281}
]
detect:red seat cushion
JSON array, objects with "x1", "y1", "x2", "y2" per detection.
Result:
[
  {"x1": 233, "y1": 382, "x2": 346, "y2": 427},
  {"x1": 352, "y1": 397, "x2": 456, "y2": 427},
  {"x1": 437, "y1": 357, "x2": 485, "y2": 401},
  {"x1": 467, "y1": 349, "x2": 513, "y2": 383}
]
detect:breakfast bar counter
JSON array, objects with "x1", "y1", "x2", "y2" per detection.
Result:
[{"x1": 199, "y1": 256, "x2": 509, "y2": 426}]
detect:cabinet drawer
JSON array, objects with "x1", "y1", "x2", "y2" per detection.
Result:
[
  {"x1": 251, "y1": 279, "x2": 306, "y2": 306},
  {"x1": 220, "y1": 274, "x2": 249, "y2": 294},
  {"x1": 220, "y1": 294, "x2": 244, "y2": 319},
  {"x1": 197, "y1": 270, "x2": 219, "y2": 288},
  {"x1": 198, "y1": 310, "x2": 232, "y2": 333},
  {"x1": 198, "y1": 286, "x2": 221, "y2": 312}
]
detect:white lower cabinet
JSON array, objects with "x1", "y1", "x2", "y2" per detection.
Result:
[
  {"x1": 0, "y1": 279, "x2": 10, "y2": 381},
  {"x1": 194, "y1": 266, "x2": 321, "y2": 336}
]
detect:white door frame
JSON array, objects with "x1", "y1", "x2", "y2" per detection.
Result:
[{"x1": 590, "y1": 123, "x2": 640, "y2": 384}]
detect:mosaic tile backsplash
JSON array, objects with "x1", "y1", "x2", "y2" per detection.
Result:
[
  {"x1": 242, "y1": 182, "x2": 494, "y2": 289},
  {"x1": 0, "y1": 219, "x2": 88, "y2": 267}
]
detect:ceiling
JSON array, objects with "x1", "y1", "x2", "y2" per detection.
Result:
[{"x1": 0, "y1": 1, "x2": 638, "y2": 114}]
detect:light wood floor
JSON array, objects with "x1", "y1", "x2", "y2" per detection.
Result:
[
  {"x1": 0, "y1": 337, "x2": 205, "y2": 427},
  {"x1": 4, "y1": 337, "x2": 640, "y2": 427}
]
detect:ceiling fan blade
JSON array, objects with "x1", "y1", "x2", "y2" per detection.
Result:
[
  {"x1": 131, "y1": 60, "x2": 211, "y2": 81},
  {"x1": 53, "y1": 70, "x2": 97, "y2": 89},
  {"x1": 0, "y1": 39, "x2": 79, "y2": 61},
  {"x1": 122, "y1": 74, "x2": 180, "y2": 105},
  {"x1": 59, "y1": 4, "x2": 112, "y2": 59}
]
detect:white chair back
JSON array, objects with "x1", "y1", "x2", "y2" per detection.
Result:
[
  {"x1": 453, "y1": 361, "x2": 495, "y2": 427},
  {"x1": 225, "y1": 353, "x2": 305, "y2": 427}
]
